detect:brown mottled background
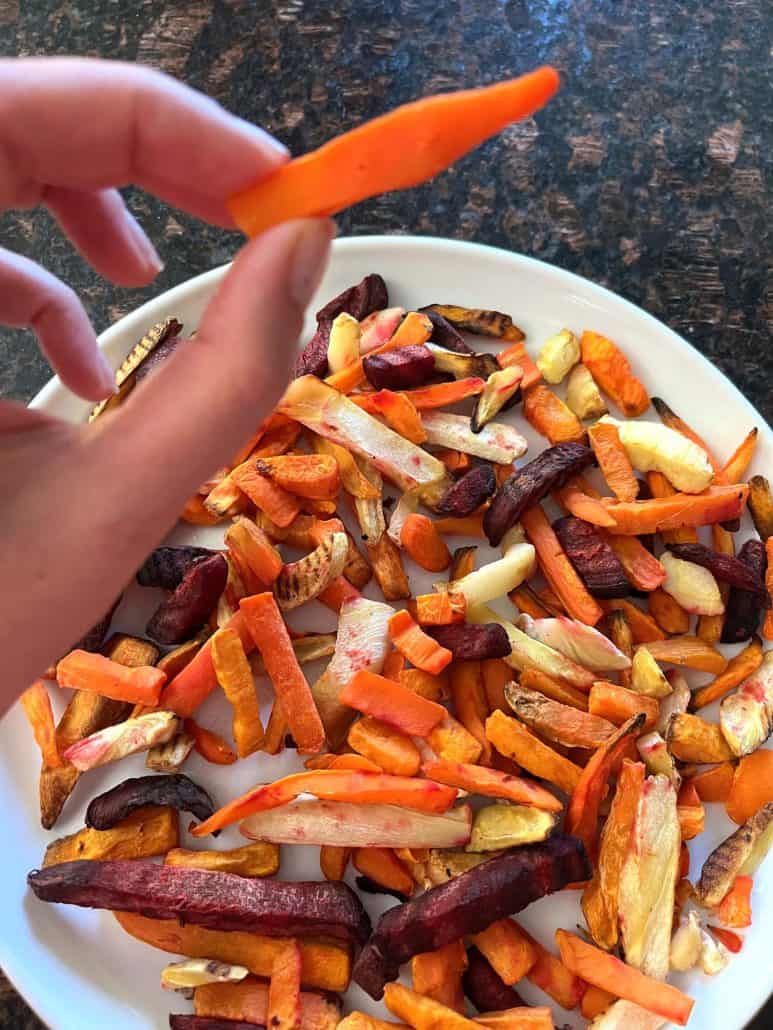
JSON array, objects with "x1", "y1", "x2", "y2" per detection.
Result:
[{"x1": 0, "y1": 0, "x2": 770, "y2": 1027}]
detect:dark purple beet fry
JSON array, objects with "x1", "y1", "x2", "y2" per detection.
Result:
[
  {"x1": 363, "y1": 344, "x2": 436, "y2": 391},
  {"x1": 437, "y1": 464, "x2": 497, "y2": 518},
  {"x1": 464, "y1": 947, "x2": 526, "y2": 1013},
  {"x1": 553, "y1": 516, "x2": 629, "y2": 598},
  {"x1": 668, "y1": 542, "x2": 769, "y2": 602},
  {"x1": 420, "y1": 308, "x2": 473, "y2": 353},
  {"x1": 86, "y1": 775, "x2": 215, "y2": 830},
  {"x1": 146, "y1": 553, "x2": 227, "y2": 645},
  {"x1": 721, "y1": 539, "x2": 768, "y2": 644},
  {"x1": 428, "y1": 623, "x2": 511, "y2": 660},
  {"x1": 136, "y1": 546, "x2": 218, "y2": 590}
]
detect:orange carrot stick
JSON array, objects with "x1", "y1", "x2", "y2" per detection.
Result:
[
  {"x1": 604, "y1": 534, "x2": 666, "y2": 591},
  {"x1": 411, "y1": 939, "x2": 467, "y2": 1013},
  {"x1": 598, "y1": 598, "x2": 666, "y2": 643},
  {"x1": 266, "y1": 940, "x2": 302, "y2": 1030},
  {"x1": 428, "y1": 714, "x2": 483, "y2": 765},
  {"x1": 351, "y1": 390, "x2": 427, "y2": 443},
  {"x1": 395, "y1": 378, "x2": 486, "y2": 410},
  {"x1": 433, "y1": 513, "x2": 486, "y2": 538},
  {"x1": 497, "y1": 341, "x2": 541, "y2": 387},
  {"x1": 400, "y1": 667, "x2": 450, "y2": 703},
  {"x1": 486, "y1": 710, "x2": 582, "y2": 796},
  {"x1": 449, "y1": 661, "x2": 491, "y2": 765},
  {"x1": 254, "y1": 453, "x2": 340, "y2": 500},
  {"x1": 240, "y1": 593, "x2": 324, "y2": 755},
  {"x1": 318, "y1": 575, "x2": 362, "y2": 613},
  {"x1": 640, "y1": 635, "x2": 727, "y2": 674},
  {"x1": 523, "y1": 384, "x2": 586, "y2": 445},
  {"x1": 382, "y1": 649, "x2": 407, "y2": 682},
  {"x1": 519, "y1": 668, "x2": 589, "y2": 711},
  {"x1": 225, "y1": 517, "x2": 284, "y2": 589},
  {"x1": 601, "y1": 483, "x2": 749, "y2": 535},
  {"x1": 481, "y1": 658, "x2": 512, "y2": 713},
  {"x1": 231, "y1": 465, "x2": 302, "y2": 527},
  {"x1": 554, "y1": 480, "x2": 618, "y2": 527},
  {"x1": 184, "y1": 718, "x2": 238, "y2": 765},
  {"x1": 520, "y1": 505, "x2": 603, "y2": 625},
  {"x1": 515, "y1": 923, "x2": 586, "y2": 1010},
  {"x1": 718, "y1": 874, "x2": 755, "y2": 925},
  {"x1": 470, "y1": 919, "x2": 536, "y2": 986},
  {"x1": 587, "y1": 421, "x2": 638, "y2": 501},
  {"x1": 556, "y1": 931, "x2": 694, "y2": 1025},
  {"x1": 20, "y1": 680, "x2": 61, "y2": 768},
  {"x1": 56, "y1": 650, "x2": 166, "y2": 706},
  {"x1": 162, "y1": 612, "x2": 255, "y2": 717},
  {"x1": 415, "y1": 591, "x2": 466, "y2": 626},
  {"x1": 262, "y1": 700, "x2": 288, "y2": 756},
  {"x1": 725, "y1": 749, "x2": 773, "y2": 824},
  {"x1": 588, "y1": 681, "x2": 658, "y2": 730},
  {"x1": 648, "y1": 587, "x2": 690, "y2": 634},
  {"x1": 211, "y1": 628, "x2": 264, "y2": 758},
  {"x1": 691, "y1": 635, "x2": 763, "y2": 710},
  {"x1": 644, "y1": 470, "x2": 698, "y2": 544},
  {"x1": 353, "y1": 847, "x2": 414, "y2": 896},
  {"x1": 340, "y1": 669, "x2": 446, "y2": 737},
  {"x1": 708, "y1": 926, "x2": 744, "y2": 954},
  {"x1": 421, "y1": 758, "x2": 562, "y2": 811},
  {"x1": 687, "y1": 762, "x2": 735, "y2": 804},
  {"x1": 580, "y1": 332, "x2": 649, "y2": 418},
  {"x1": 722, "y1": 427, "x2": 758, "y2": 483},
  {"x1": 389, "y1": 609, "x2": 453, "y2": 674},
  {"x1": 348, "y1": 716, "x2": 422, "y2": 776},
  {"x1": 400, "y1": 514, "x2": 452, "y2": 572},
  {"x1": 230, "y1": 69, "x2": 560, "y2": 236},
  {"x1": 191, "y1": 769, "x2": 457, "y2": 836}
]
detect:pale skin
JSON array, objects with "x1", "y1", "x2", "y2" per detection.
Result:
[{"x1": 0, "y1": 58, "x2": 335, "y2": 713}]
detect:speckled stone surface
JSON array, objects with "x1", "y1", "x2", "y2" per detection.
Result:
[{"x1": 0, "y1": 1, "x2": 770, "y2": 1027}]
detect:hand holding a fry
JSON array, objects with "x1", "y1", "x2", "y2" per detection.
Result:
[{"x1": 0, "y1": 58, "x2": 334, "y2": 708}]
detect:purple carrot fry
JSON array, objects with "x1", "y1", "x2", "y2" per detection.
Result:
[
  {"x1": 362, "y1": 344, "x2": 436, "y2": 391},
  {"x1": 420, "y1": 308, "x2": 473, "y2": 353},
  {"x1": 721, "y1": 539, "x2": 768, "y2": 644},
  {"x1": 668, "y1": 543, "x2": 770, "y2": 603},
  {"x1": 464, "y1": 946, "x2": 526, "y2": 1013},
  {"x1": 146, "y1": 553, "x2": 227, "y2": 645},
  {"x1": 86, "y1": 774, "x2": 215, "y2": 830},
  {"x1": 437, "y1": 464, "x2": 497, "y2": 518},
  {"x1": 136, "y1": 546, "x2": 218, "y2": 590},
  {"x1": 553, "y1": 516, "x2": 629, "y2": 598},
  {"x1": 428, "y1": 623, "x2": 511, "y2": 660}
]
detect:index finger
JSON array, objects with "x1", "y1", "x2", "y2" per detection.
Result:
[{"x1": 0, "y1": 57, "x2": 288, "y2": 226}]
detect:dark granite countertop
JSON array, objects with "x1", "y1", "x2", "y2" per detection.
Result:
[{"x1": 0, "y1": 1, "x2": 770, "y2": 1027}]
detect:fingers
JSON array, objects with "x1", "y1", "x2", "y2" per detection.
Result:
[
  {"x1": 0, "y1": 57, "x2": 288, "y2": 226},
  {"x1": 0, "y1": 248, "x2": 114, "y2": 400},
  {"x1": 44, "y1": 186, "x2": 163, "y2": 287}
]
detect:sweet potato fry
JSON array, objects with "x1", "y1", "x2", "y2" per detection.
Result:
[
  {"x1": 639, "y1": 635, "x2": 728, "y2": 674},
  {"x1": 340, "y1": 670, "x2": 446, "y2": 738},
  {"x1": 400, "y1": 514, "x2": 452, "y2": 572},
  {"x1": 470, "y1": 919, "x2": 536, "y2": 986},
  {"x1": 691, "y1": 635, "x2": 763, "y2": 710},
  {"x1": 194, "y1": 977, "x2": 340, "y2": 1028},
  {"x1": 211, "y1": 629, "x2": 264, "y2": 758},
  {"x1": 588, "y1": 681, "x2": 658, "y2": 731},
  {"x1": 354, "y1": 848, "x2": 414, "y2": 897},
  {"x1": 505, "y1": 682, "x2": 614, "y2": 749},
  {"x1": 43, "y1": 806, "x2": 178, "y2": 866},
  {"x1": 267, "y1": 939, "x2": 303, "y2": 1030},
  {"x1": 519, "y1": 668, "x2": 589, "y2": 711},
  {"x1": 523, "y1": 384, "x2": 586, "y2": 444},
  {"x1": 475, "y1": 1008, "x2": 554, "y2": 1029},
  {"x1": 428, "y1": 715, "x2": 484, "y2": 764},
  {"x1": 421, "y1": 758, "x2": 562, "y2": 811},
  {"x1": 21, "y1": 681, "x2": 61, "y2": 768},
  {"x1": 588, "y1": 421, "x2": 638, "y2": 501},
  {"x1": 434, "y1": 514, "x2": 486, "y2": 538},
  {"x1": 411, "y1": 939, "x2": 467, "y2": 1013},
  {"x1": 485, "y1": 710, "x2": 582, "y2": 795},
  {"x1": 580, "y1": 332, "x2": 649, "y2": 418},
  {"x1": 667, "y1": 712, "x2": 734, "y2": 764},
  {"x1": 725, "y1": 750, "x2": 773, "y2": 824},
  {"x1": 450, "y1": 661, "x2": 491, "y2": 765},
  {"x1": 648, "y1": 587, "x2": 690, "y2": 634},
  {"x1": 255, "y1": 454, "x2": 340, "y2": 500},
  {"x1": 165, "y1": 842, "x2": 279, "y2": 878},
  {"x1": 515, "y1": 923, "x2": 586, "y2": 1010},
  {"x1": 384, "y1": 982, "x2": 477, "y2": 1029},
  {"x1": 521, "y1": 506, "x2": 603, "y2": 625}
]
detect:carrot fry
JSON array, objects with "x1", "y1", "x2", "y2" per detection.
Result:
[
  {"x1": 709, "y1": 925, "x2": 744, "y2": 953},
  {"x1": 348, "y1": 717, "x2": 422, "y2": 777},
  {"x1": 267, "y1": 940, "x2": 303, "y2": 1030},
  {"x1": 523, "y1": 384, "x2": 586, "y2": 444},
  {"x1": 598, "y1": 599, "x2": 665, "y2": 644},
  {"x1": 230, "y1": 69, "x2": 560, "y2": 235},
  {"x1": 382, "y1": 650, "x2": 406, "y2": 682},
  {"x1": 415, "y1": 591, "x2": 466, "y2": 626},
  {"x1": 644, "y1": 470, "x2": 698, "y2": 544},
  {"x1": 433, "y1": 513, "x2": 486, "y2": 538},
  {"x1": 340, "y1": 669, "x2": 446, "y2": 738},
  {"x1": 581, "y1": 985, "x2": 617, "y2": 1020},
  {"x1": 691, "y1": 635, "x2": 763, "y2": 710},
  {"x1": 520, "y1": 505, "x2": 603, "y2": 625},
  {"x1": 240, "y1": 593, "x2": 324, "y2": 755},
  {"x1": 520, "y1": 668, "x2": 589, "y2": 711},
  {"x1": 580, "y1": 332, "x2": 649, "y2": 418},
  {"x1": 411, "y1": 939, "x2": 467, "y2": 1013},
  {"x1": 263, "y1": 700, "x2": 288, "y2": 756},
  {"x1": 485, "y1": 710, "x2": 582, "y2": 795},
  {"x1": 676, "y1": 780, "x2": 705, "y2": 841},
  {"x1": 556, "y1": 930, "x2": 694, "y2": 1025},
  {"x1": 605, "y1": 534, "x2": 665, "y2": 591},
  {"x1": 225, "y1": 519, "x2": 284, "y2": 590},
  {"x1": 648, "y1": 587, "x2": 690, "y2": 635},
  {"x1": 400, "y1": 514, "x2": 452, "y2": 572},
  {"x1": 725, "y1": 749, "x2": 773, "y2": 824},
  {"x1": 588, "y1": 421, "x2": 638, "y2": 501},
  {"x1": 350, "y1": 389, "x2": 427, "y2": 444},
  {"x1": 56, "y1": 650, "x2": 166, "y2": 706},
  {"x1": 469, "y1": 919, "x2": 536, "y2": 985},
  {"x1": 639, "y1": 635, "x2": 728, "y2": 674},
  {"x1": 565, "y1": 714, "x2": 646, "y2": 862},
  {"x1": 384, "y1": 982, "x2": 478, "y2": 1030},
  {"x1": 367, "y1": 534, "x2": 411, "y2": 602},
  {"x1": 313, "y1": 436, "x2": 381, "y2": 499},
  {"x1": 327, "y1": 311, "x2": 433, "y2": 393},
  {"x1": 184, "y1": 718, "x2": 237, "y2": 765},
  {"x1": 514, "y1": 923, "x2": 586, "y2": 1010},
  {"x1": 497, "y1": 341, "x2": 541, "y2": 388},
  {"x1": 318, "y1": 575, "x2": 362, "y2": 613},
  {"x1": 687, "y1": 762, "x2": 735, "y2": 804},
  {"x1": 508, "y1": 584, "x2": 551, "y2": 619},
  {"x1": 400, "y1": 668, "x2": 450, "y2": 703},
  {"x1": 554, "y1": 480, "x2": 618, "y2": 527},
  {"x1": 305, "y1": 754, "x2": 383, "y2": 773},
  {"x1": 481, "y1": 658, "x2": 511, "y2": 713},
  {"x1": 450, "y1": 661, "x2": 491, "y2": 765},
  {"x1": 588, "y1": 681, "x2": 658, "y2": 730},
  {"x1": 320, "y1": 845, "x2": 351, "y2": 881},
  {"x1": 436, "y1": 449, "x2": 473, "y2": 474},
  {"x1": 428, "y1": 714, "x2": 483, "y2": 764},
  {"x1": 722, "y1": 427, "x2": 758, "y2": 483},
  {"x1": 192, "y1": 768, "x2": 457, "y2": 836},
  {"x1": 194, "y1": 977, "x2": 340, "y2": 1027},
  {"x1": 20, "y1": 680, "x2": 61, "y2": 768},
  {"x1": 231, "y1": 465, "x2": 302, "y2": 527},
  {"x1": 255, "y1": 453, "x2": 340, "y2": 500},
  {"x1": 211, "y1": 628, "x2": 264, "y2": 757},
  {"x1": 394, "y1": 378, "x2": 485, "y2": 410},
  {"x1": 389, "y1": 609, "x2": 453, "y2": 674},
  {"x1": 603, "y1": 483, "x2": 748, "y2": 536},
  {"x1": 354, "y1": 847, "x2": 414, "y2": 896},
  {"x1": 182, "y1": 494, "x2": 225, "y2": 525},
  {"x1": 421, "y1": 758, "x2": 562, "y2": 811}
]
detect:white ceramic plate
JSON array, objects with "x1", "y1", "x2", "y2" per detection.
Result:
[{"x1": 0, "y1": 236, "x2": 770, "y2": 1030}]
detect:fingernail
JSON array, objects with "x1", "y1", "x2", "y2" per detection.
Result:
[
  {"x1": 123, "y1": 209, "x2": 164, "y2": 276},
  {"x1": 288, "y1": 219, "x2": 335, "y2": 309},
  {"x1": 94, "y1": 351, "x2": 117, "y2": 397}
]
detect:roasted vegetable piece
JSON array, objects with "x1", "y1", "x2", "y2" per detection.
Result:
[
  {"x1": 505, "y1": 682, "x2": 615, "y2": 749},
  {"x1": 56, "y1": 649, "x2": 166, "y2": 705},
  {"x1": 523, "y1": 384, "x2": 586, "y2": 444},
  {"x1": 43, "y1": 805, "x2": 178, "y2": 867},
  {"x1": 668, "y1": 543, "x2": 768, "y2": 601},
  {"x1": 295, "y1": 273, "x2": 387, "y2": 377},
  {"x1": 326, "y1": 311, "x2": 361, "y2": 374},
  {"x1": 62, "y1": 711, "x2": 180, "y2": 771},
  {"x1": 351, "y1": 835, "x2": 590, "y2": 998},
  {"x1": 467, "y1": 803, "x2": 558, "y2": 852},
  {"x1": 536, "y1": 329, "x2": 579, "y2": 384},
  {"x1": 609, "y1": 417, "x2": 713, "y2": 494},
  {"x1": 696, "y1": 802, "x2": 773, "y2": 907},
  {"x1": 437, "y1": 464, "x2": 497, "y2": 517},
  {"x1": 463, "y1": 947, "x2": 526, "y2": 1012},
  {"x1": 566, "y1": 363, "x2": 608, "y2": 421},
  {"x1": 553, "y1": 516, "x2": 629, "y2": 598},
  {"x1": 28, "y1": 859, "x2": 371, "y2": 949},
  {"x1": 427, "y1": 623, "x2": 511, "y2": 660},
  {"x1": 579, "y1": 331, "x2": 649, "y2": 418},
  {"x1": 422, "y1": 304, "x2": 524, "y2": 341},
  {"x1": 472, "y1": 365, "x2": 523, "y2": 433},
  {"x1": 21, "y1": 681, "x2": 60, "y2": 768},
  {"x1": 193, "y1": 978, "x2": 340, "y2": 1028},
  {"x1": 421, "y1": 309, "x2": 473, "y2": 352},
  {"x1": 667, "y1": 712, "x2": 733, "y2": 764},
  {"x1": 363, "y1": 344, "x2": 436, "y2": 390},
  {"x1": 427, "y1": 343, "x2": 497, "y2": 379},
  {"x1": 89, "y1": 317, "x2": 183, "y2": 420},
  {"x1": 162, "y1": 958, "x2": 248, "y2": 993},
  {"x1": 147, "y1": 554, "x2": 228, "y2": 645},
  {"x1": 165, "y1": 842, "x2": 279, "y2": 878},
  {"x1": 421, "y1": 411, "x2": 527, "y2": 465},
  {"x1": 721, "y1": 539, "x2": 768, "y2": 644},
  {"x1": 517, "y1": 614, "x2": 630, "y2": 671},
  {"x1": 725, "y1": 750, "x2": 773, "y2": 824},
  {"x1": 483, "y1": 442, "x2": 595, "y2": 545},
  {"x1": 86, "y1": 774, "x2": 215, "y2": 830},
  {"x1": 137, "y1": 546, "x2": 217, "y2": 589},
  {"x1": 747, "y1": 475, "x2": 773, "y2": 541},
  {"x1": 719, "y1": 649, "x2": 773, "y2": 756},
  {"x1": 275, "y1": 531, "x2": 348, "y2": 610}
]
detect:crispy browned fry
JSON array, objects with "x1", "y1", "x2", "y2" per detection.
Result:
[
  {"x1": 43, "y1": 806, "x2": 178, "y2": 867},
  {"x1": 89, "y1": 317, "x2": 182, "y2": 421},
  {"x1": 368, "y1": 533, "x2": 411, "y2": 601},
  {"x1": 422, "y1": 304, "x2": 524, "y2": 341},
  {"x1": 748, "y1": 475, "x2": 773, "y2": 541},
  {"x1": 504, "y1": 683, "x2": 615, "y2": 749}
]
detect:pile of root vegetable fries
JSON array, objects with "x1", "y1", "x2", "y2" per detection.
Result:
[{"x1": 23, "y1": 273, "x2": 773, "y2": 1030}]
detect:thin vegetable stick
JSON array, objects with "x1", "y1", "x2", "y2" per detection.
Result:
[
  {"x1": 764, "y1": 537, "x2": 773, "y2": 639},
  {"x1": 639, "y1": 635, "x2": 728, "y2": 674},
  {"x1": 605, "y1": 534, "x2": 665, "y2": 591},
  {"x1": 400, "y1": 668, "x2": 450, "y2": 703},
  {"x1": 436, "y1": 449, "x2": 473, "y2": 474},
  {"x1": 348, "y1": 717, "x2": 421, "y2": 776},
  {"x1": 338, "y1": 1016, "x2": 409, "y2": 1030},
  {"x1": 725, "y1": 749, "x2": 773, "y2": 824},
  {"x1": 496, "y1": 341, "x2": 541, "y2": 387},
  {"x1": 267, "y1": 940, "x2": 302, "y2": 1030},
  {"x1": 340, "y1": 669, "x2": 446, "y2": 737},
  {"x1": 651, "y1": 396, "x2": 724, "y2": 479},
  {"x1": 602, "y1": 483, "x2": 748, "y2": 536},
  {"x1": 588, "y1": 681, "x2": 658, "y2": 730},
  {"x1": 20, "y1": 681, "x2": 61, "y2": 768},
  {"x1": 225, "y1": 518, "x2": 284, "y2": 589},
  {"x1": 43, "y1": 805, "x2": 178, "y2": 867},
  {"x1": 384, "y1": 982, "x2": 479, "y2": 1030},
  {"x1": 722, "y1": 427, "x2": 758, "y2": 483},
  {"x1": 350, "y1": 390, "x2": 427, "y2": 444},
  {"x1": 481, "y1": 658, "x2": 511, "y2": 713},
  {"x1": 588, "y1": 421, "x2": 638, "y2": 501},
  {"x1": 581, "y1": 985, "x2": 617, "y2": 1021},
  {"x1": 644, "y1": 470, "x2": 698, "y2": 544},
  {"x1": 485, "y1": 710, "x2": 582, "y2": 795},
  {"x1": 231, "y1": 466, "x2": 302, "y2": 527},
  {"x1": 394, "y1": 378, "x2": 486, "y2": 410},
  {"x1": 520, "y1": 506, "x2": 603, "y2": 626},
  {"x1": 688, "y1": 762, "x2": 735, "y2": 804},
  {"x1": 411, "y1": 940, "x2": 467, "y2": 1013},
  {"x1": 56, "y1": 650, "x2": 166, "y2": 706},
  {"x1": 305, "y1": 754, "x2": 383, "y2": 773},
  {"x1": 554, "y1": 480, "x2": 618, "y2": 527},
  {"x1": 475, "y1": 1009, "x2": 554, "y2": 1030},
  {"x1": 469, "y1": 919, "x2": 536, "y2": 985},
  {"x1": 691, "y1": 635, "x2": 763, "y2": 710},
  {"x1": 240, "y1": 593, "x2": 324, "y2": 755},
  {"x1": 327, "y1": 311, "x2": 433, "y2": 393},
  {"x1": 514, "y1": 922, "x2": 586, "y2": 1010},
  {"x1": 255, "y1": 454, "x2": 340, "y2": 500},
  {"x1": 648, "y1": 588, "x2": 689, "y2": 634},
  {"x1": 263, "y1": 701, "x2": 288, "y2": 756},
  {"x1": 557, "y1": 930, "x2": 694, "y2": 1025},
  {"x1": 519, "y1": 668, "x2": 589, "y2": 711},
  {"x1": 194, "y1": 977, "x2": 340, "y2": 1027},
  {"x1": 580, "y1": 332, "x2": 649, "y2": 418},
  {"x1": 508, "y1": 584, "x2": 551, "y2": 619},
  {"x1": 313, "y1": 435, "x2": 380, "y2": 499},
  {"x1": 415, "y1": 592, "x2": 466, "y2": 626},
  {"x1": 421, "y1": 758, "x2": 562, "y2": 811},
  {"x1": 193, "y1": 768, "x2": 457, "y2": 836},
  {"x1": 401, "y1": 514, "x2": 452, "y2": 572},
  {"x1": 211, "y1": 629, "x2": 264, "y2": 758},
  {"x1": 565, "y1": 714, "x2": 646, "y2": 862},
  {"x1": 367, "y1": 534, "x2": 411, "y2": 602},
  {"x1": 320, "y1": 845, "x2": 351, "y2": 881},
  {"x1": 354, "y1": 847, "x2": 414, "y2": 896},
  {"x1": 598, "y1": 599, "x2": 665, "y2": 644},
  {"x1": 230, "y1": 68, "x2": 560, "y2": 235},
  {"x1": 450, "y1": 661, "x2": 491, "y2": 765},
  {"x1": 434, "y1": 513, "x2": 486, "y2": 538},
  {"x1": 165, "y1": 841, "x2": 279, "y2": 877},
  {"x1": 523, "y1": 384, "x2": 586, "y2": 444},
  {"x1": 184, "y1": 718, "x2": 237, "y2": 765},
  {"x1": 389, "y1": 610, "x2": 453, "y2": 674},
  {"x1": 697, "y1": 523, "x2": 734, "y2": 644},
  {"x1": 428, "y1": 714, "x2": 483, "y2": 764}
]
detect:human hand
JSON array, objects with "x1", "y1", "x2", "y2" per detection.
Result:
[{"x1": 0, "y1": 58, "x2": 334, "y2": 710}]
